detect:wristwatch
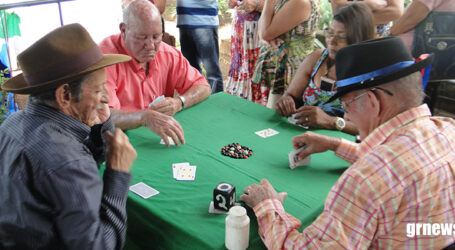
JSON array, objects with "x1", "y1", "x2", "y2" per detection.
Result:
[
  {"x1": 335, "y1": 117, "x2": 346, "y2": 131},
  {"x1": 178, "y1": 95, "x2": 186, "y2": 110}
]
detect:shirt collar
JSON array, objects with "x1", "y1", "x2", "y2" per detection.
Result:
[
  {"x1": 25, "y1": 103, "x2": 91, "y2": 143},
  {"x1": 357, "y1": 104, "x2": 432, "y2": 157},
  {"x1": 117, "y1": 34, "x2": 148, "y2": 73}
]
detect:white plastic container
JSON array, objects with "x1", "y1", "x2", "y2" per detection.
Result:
[{"x1": 225, "y1": 206, "x2": 250, "y2": 250}]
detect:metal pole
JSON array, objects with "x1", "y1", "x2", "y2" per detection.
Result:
[
  {"x1": 0, "y1": 0, "x2": 75, "y2": 11},
  {"x1": 57, "y1": 1, "x2": 63, "y2": 26}
]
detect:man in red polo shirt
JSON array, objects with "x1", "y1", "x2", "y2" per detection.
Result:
[{"x1": 100, "y1": 0, "x2": 211, "y2": 146}]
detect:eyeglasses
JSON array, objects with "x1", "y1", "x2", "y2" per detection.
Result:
[
  {"x1": 324, "y1": 29, "x2": 347, "y2": 43},
  {"x1": 341, "y1": 91, "x2": 367, "y2": 110},
  {"x1": 341, "y1": 87, "x2": 394, "y2": 111}
]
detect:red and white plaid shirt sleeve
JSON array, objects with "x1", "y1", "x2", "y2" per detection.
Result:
[{"x1": 334, "y1": 138, "x2": 359, "y2": 164}]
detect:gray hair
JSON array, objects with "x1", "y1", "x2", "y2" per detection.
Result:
[
  {"x1": 29, "y1": 75, "x2": 87, "y2": 106},
  {"x1": 383, "y1": 72, "x2": 425, "y2": 110}
]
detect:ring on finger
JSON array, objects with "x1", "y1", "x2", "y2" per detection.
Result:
[{"x1": 305, "y1": 117, "x2": 309, "y2": 122}]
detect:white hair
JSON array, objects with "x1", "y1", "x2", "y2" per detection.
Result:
[
  {"x1": 384, "y1": 72, "x2": 425, "y2": 110},
  {"x1": 122, "y1": 0, "x2": 160, "y2": 27}
]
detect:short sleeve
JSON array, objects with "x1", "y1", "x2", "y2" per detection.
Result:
[{"x1": 103, "y1": 66, "x2": 121, "y2": 110}]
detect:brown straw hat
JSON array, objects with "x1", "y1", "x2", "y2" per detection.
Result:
[{"x1": 2, "y1": 23, "x2": 131, "y2": 94}]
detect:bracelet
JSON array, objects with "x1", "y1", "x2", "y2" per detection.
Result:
[
  {"x1": 255, "y1": 0, "x2": 260, "y2": 11},
  {"x1": 178, "y1": 95, "x2": 186, "y2": 110}
]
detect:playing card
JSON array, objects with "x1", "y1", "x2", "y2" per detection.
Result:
[
  {"x1": 288, "y1": 114, "x2": 309, "y2": 129},
  {"x1": 172, "y1": 162, "x2": 190, "y2": 178},
  {"x1": 160, "y1": 136, "x2": 176, "y2": 145},
  {"x1": 288, "y1": 147, "x2": 311, "y2": 169},
  {"x1": 149, "y1": 95, "x2": 165, "y2": 108},
  {"x1": 176, "y1": 165, "x2": 196, "y2": 181},
  {"x1": 255, "y1": 128, "x2": 279, "y2": 138},
  {"x1": 129, "y1": 182, "x2": 160, "y2": 199}
]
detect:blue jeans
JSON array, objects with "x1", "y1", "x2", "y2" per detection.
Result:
[{"x1": 179, "y1": 28, "x2": 223, "y2": 94}]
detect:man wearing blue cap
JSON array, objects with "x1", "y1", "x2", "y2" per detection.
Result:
[{"x1": 240, "y1": 36, "x2": 455, "y2": 248}]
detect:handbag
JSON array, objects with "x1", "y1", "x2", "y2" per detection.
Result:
[{"x1": 412, "y1": 11, "x2": 455, "y2": 80}]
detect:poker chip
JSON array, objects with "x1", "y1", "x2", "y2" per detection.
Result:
[{"x1": 221, "y1": 143, "x2": 253, "y2": 159}]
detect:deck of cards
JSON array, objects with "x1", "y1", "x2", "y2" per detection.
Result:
[
  {"x1": 149, "y1": 95, "x2": 165, "y2": 108},
  {"x1": 288, "y1": 147, "x2": 311, "y2": 169},
  {"x1": 288, "y1": 114, "x2": 309, "y2": 129},
  {"x1": 255, "y1": 128, "x2": 279, "y2": 138},
  {"x1": 172, "y1": 162, "x2": 197, "y2": 181},
  {"x1": 130, "y1": 182, "x2": 160, "y2": 199}
]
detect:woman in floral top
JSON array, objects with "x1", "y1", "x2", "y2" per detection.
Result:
[
  {"x1": 251, "y1": 0, "x2": 320, "y2": 107},
  {"x1": 275, "y1": 3, "x2": 375, "y2": 135}
]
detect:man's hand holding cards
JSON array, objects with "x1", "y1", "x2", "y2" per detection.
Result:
[
  {"x1": 149, "y1": 95, "x2": 183, "y2": 116},
  {"x1": 160, "y1": 136, "x2": 176, "y2": 146},
  {"x1": 288, "y1": 147, "x2": 311, "y2": 169},
  {"x1": 149, "y1": 95, "x2": 165, "y2": 108}
]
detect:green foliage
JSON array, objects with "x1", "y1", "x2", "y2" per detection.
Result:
[
  {"x1": 164, "y1": 0, "x2": 232, "y2": 25},
  {"x1": 319, "y1": 0, "x2": 333, "y2": 31},
  {"x1": 218, "y1": 0, "x2": 233, "y2": 25},
  {"x1": 218, "y1": 0, "x2": 229, "y2": 14}
]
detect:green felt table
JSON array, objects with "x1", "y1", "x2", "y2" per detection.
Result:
[{"x1": 124, "y1": 92, "x2": 354, "y2": 249}]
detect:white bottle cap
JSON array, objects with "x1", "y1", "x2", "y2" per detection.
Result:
[{"x1": 229, "y1": 206, "x2": 246, "y2": 216}]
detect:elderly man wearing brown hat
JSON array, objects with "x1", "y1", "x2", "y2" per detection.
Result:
[
  {"x1": 0, "y1": 24, "x2": 140, "y2": 249},
  {"x1": 240, "y1": 37, "x2": 455, "y2": 249}
]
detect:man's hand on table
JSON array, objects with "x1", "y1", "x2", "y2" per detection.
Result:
[
  {"x1": 141, "y1": 110, "x2": 185, "y2": 147},
  {"x1": 292, "y1": 131, "x2": 341, "y2": 160},
  {"x1": 150, "y1": 97, "x2": 182, "y2": 116},
  {"x1": 239, "y1": 179, "x2": 287, "y2": 208}
]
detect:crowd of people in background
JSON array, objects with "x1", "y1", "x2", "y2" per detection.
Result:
[{"x1": 1, "y1": 0, "x2": 454, "y2": 123}]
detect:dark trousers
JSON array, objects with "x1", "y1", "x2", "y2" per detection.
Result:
[{"x1": 179, "y1": 27, "x2": 223, "y2": 94}]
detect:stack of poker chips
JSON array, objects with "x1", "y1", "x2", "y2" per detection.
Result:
[{"x1": 221, "y1": 143, "x2": 253, "y2": 159}]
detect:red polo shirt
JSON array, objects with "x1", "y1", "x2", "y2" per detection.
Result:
[{"x1": 99, "y1": 34, "x2": 209, "y2": 111}]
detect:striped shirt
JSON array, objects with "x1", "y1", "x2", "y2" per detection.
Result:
[
  {"x1": 176, "y1": 0, "x2": 219, "y2": 28},
  {"x1": 0, "y1": 103, "x2": 132, "y2": 249},
  {"x1": 253, "y1": 104, "x2": 455, "y2": 249}
]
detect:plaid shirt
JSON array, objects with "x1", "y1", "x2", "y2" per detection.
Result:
[{"x1": 253, "y1": 104, "x2": 455, "y2": 249}]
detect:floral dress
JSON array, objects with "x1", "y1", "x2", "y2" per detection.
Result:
[
  {"x1": 251, "y1": 0, "x2": 319, "y2": 107},
  {"x1": 225, "y1": 9, "x2": 261, "y2": 101},
  {"x1": 302, "y1": 49, "x2": 344, "y2": 117}
]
